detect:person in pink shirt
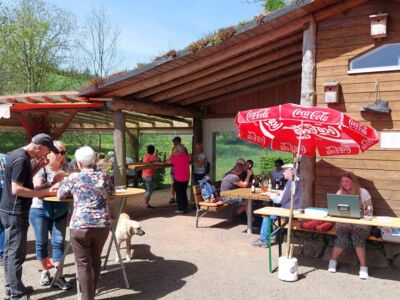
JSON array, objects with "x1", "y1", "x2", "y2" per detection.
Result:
[
  {"x1": 141, "y1": 145, "x2": 158, "y2": 208},
  {"x1": 169, "y1": 144, "x2": 190, "y2": 214}
]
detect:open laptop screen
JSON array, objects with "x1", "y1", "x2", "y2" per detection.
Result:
[{"x1": 327, "y1": 193, "x2": 362, "y2": 219}]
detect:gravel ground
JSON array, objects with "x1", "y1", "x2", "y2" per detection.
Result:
[{"x1": 1, "y1": 188, "x2": 399, "y2": 300}]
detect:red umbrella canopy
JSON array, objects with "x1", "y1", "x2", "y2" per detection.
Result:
[{"x1": 235, "y1": 103, "x2": 379, "y2": 156}]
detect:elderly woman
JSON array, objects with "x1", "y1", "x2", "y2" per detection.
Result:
[
  {"x1": 30, "y1": 141, "x2": 71, "y2": 290},
  {"x1": 328, "y1": 172, "x2": 373, "y2": 279},
  {"x1": 221, "y1": 162, "x2": 253, "y2": 216},
  {"x1": 192, "y1": 143, "x2": 207, "y2": 184},
  {"x1": 169, "y1": 143, "x2": 190, "y2": 214},
  {"x1": 58, "y1": 146, "x2": 113, "y2": 300}
]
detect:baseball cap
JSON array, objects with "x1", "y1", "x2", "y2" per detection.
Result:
[
  {"x1": 282, "y1": 163, "x2": 294, "y2": 169},
  {"x1": 172, "y1": 136, "x2": 181, "y2": 143},
  {"x1": 31, "y1": 133, "x2": 59, "y2": 154}
]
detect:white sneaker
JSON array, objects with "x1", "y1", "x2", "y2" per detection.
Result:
[
  {"x1": 39, "y1": 270, "x2": 51, "y2": 286},
  {"x1": 359, "y1": 266, "x2": 369, "y2": 279},
  {"x1": 328, "y1": 260, "x2": 337, "y2": 273}
]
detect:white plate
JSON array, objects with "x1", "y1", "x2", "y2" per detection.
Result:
[{"x1": 376, "y1": 216, "x2": 393, "y2": 222}]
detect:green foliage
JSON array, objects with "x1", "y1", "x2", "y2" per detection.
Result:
[
  {"x1": 154, "y1": 168, "x2": 165, "y2": 189},
  {"x1": 264, "y1": 0, "x2": 287, "y2": 12},
  {"x1": 259, "y1": 152, "x2": 293, "y2": 175},
  {"x1": 0, "y1": 132, "x2": 28, "y2": 153}
]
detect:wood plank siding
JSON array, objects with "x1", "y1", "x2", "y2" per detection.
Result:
[{"x1": 315, "y1": 0, "x2": 400, "y2": 216}]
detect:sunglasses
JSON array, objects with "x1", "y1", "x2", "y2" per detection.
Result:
[{"x1": 58, "y1": 150, "x2": 66, "y2": 155}]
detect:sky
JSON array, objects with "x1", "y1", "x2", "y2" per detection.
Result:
[{"x1": 52, "y1": 0, "x2": 264, "y2": 71}]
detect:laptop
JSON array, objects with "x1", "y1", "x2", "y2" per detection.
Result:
[{"x1": 327, "y1": 193, "x2": 362, "y2": 219}]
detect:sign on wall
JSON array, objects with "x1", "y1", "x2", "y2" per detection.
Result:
[{"x1": 381, "y1": 132, "x2": 400, "y2": 149}]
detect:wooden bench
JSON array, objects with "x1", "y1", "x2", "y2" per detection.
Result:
[{"x1": 192, "y1": 181, "x2": 233, "y2": 228}]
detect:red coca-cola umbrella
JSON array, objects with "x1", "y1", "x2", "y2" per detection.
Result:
[
  {"x1": 235, "y1": 103, "x2": 379, "y2": 156},
  {"x1": 235, "y1": 103, "x2": 379, "y2": 262}
]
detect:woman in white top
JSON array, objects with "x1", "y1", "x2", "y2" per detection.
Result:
[{"x1": 328, "y1": 172, "x2": 373, "y2": 279}]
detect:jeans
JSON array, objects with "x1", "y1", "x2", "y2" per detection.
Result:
[
  {"x1": 174, "y1": 180, "x2": 188, "y2": 211},
  {"x1": 70, "y1": 227, "x2": 109, "y2": 300},
  {"x1": 260, "y1": 216, "x2": 278, "y2": 242},
  {"x1": 142, "y1": 176, "x2": 154, "y2": 201},
  {"x1": 29, "y1": 207, "x2": 68, "y2": 262},
  {"x1": 194, "y1": 173, "x2": 206, "y2": 184},
  {"x1": 0, "y1": 212, "x2": 30, "y2": 299}
]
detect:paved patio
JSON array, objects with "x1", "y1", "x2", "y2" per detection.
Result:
[{"x1": 0, "y1": 188, "x2": 398, "y2": 299}]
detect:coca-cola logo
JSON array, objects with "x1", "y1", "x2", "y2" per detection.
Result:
[
  {"x1": 261, "y1": 119, "x2": 283, "y2": 132},
  {"x1": 246, "y1": 131, "x2": 267, "y2": 145},
  {"x1": 348, "y1": 119, "x2": 368, "y2": 135},
  {"x1": 279, "y1": 142, "x2": 307, "y2": 154},
  {"x1": 292, "y1": 109, "x2": 330, "y2": 122},
  {"x1": 361, "y1": 138, "x2": 376, "y2": 150},
  {"x1": 290, "y1": 124, "x2": 341, "y2": 140},
  {"x1": 324, "y1": 145, "x2": 352, "y2": 155},
  {"x1": 246, "y1": 109, "x2": 269, "y2": 121}
]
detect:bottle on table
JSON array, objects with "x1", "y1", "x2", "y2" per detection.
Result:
[
  {"x1": 267, "y1": 178, "x2": 272, "y2": 192},
  {"x1": 251, "y1": 179, "x2": 256, "y2": 193}
]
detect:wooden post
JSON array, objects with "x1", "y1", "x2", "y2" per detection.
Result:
[
  {"x1": 299, "y1": 18, "x2": 316, "y2": 208},
  {"x1": 191, "y1": 118, "x2": 202, "y2": 200},
  {"x1": 113, "y1": 110, "x2": 127, "y2": 187}
]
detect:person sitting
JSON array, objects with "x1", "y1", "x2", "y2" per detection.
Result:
[
  {"x1": 192, "y1": 143, "x2": 207, "y2": 184},
  {"x1": 271, "y1": 159, "x2": 284, "y2": 185},
  {"x1": 252, "y1": 164, "x2": 300, "y2": 247},
  {"x1": 328, "y1": 172, "x2": 373, "y2": 279},
  {"x1": 220, "y1": 162, "x2": 253, "y2": 216},
  {"x1": 58, "y1": 146, "x2": 113, "y2": 299},
  {"x1": 96, "y1": 152, "x2": 107, "y2": 172}
]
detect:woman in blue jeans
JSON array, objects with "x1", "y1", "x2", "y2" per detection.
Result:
[{"x1": 29, "y1": 141, "x2": 71, "y2": 290}]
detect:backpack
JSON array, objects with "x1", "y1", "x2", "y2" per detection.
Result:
[{"x1": 199, "y1": 176, "x2": 217, "y2": 203}]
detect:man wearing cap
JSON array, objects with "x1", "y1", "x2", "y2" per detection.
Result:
[
  {"x1": 251, "y1": 164, "x2": 300, "y2": 248},
  {"x1": 0, "y1": 133, "x2": 59, "y2": 300}
]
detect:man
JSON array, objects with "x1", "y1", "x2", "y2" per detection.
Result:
[
  {"x1": 251, "y1": 164, "x2": 300, "y2": 248},
  {"x1": 0, "y1": 133, "x2": 59, "y2": 300},
  {"x1": 169, "y1": 136, "x2": 188, "y2": 204},
  {"x1": 0, "y1": 153, "x2": 7, "y2": 266}
]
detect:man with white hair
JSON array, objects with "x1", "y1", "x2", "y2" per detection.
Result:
[
  {"x1": 251, "y1": 164, "x2": 300, "y2": 248},
  {"x1": 0, "y1": 133, "x2": 59, "y2": 300}
]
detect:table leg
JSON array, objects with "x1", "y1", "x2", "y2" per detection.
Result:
[
  {"x1": 101, "y1": 196, "x2": 130, "y2": 289},
  {"x1": 50, "y1": 240, "x2": 72, "y2": 287},
  {"x1": 247, "y1": 199, "x2": 253, "y2": 234}
]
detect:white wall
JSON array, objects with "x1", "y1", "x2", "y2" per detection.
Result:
[{"x1": 203, "y1": 118, "x2": 235, "y2": 179}]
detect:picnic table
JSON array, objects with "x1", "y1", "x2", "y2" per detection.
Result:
[
  {"x1": 43, "y1": 187, "x2": 145, "y2": 289},
  {"x1": 127, "y1": 161, "x2": 171, "y2": 171},
  {"x1": 220, "y1": 188, "x2": 272, "y2": 234}
]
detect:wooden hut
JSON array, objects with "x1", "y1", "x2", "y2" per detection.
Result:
[{"x1": 78, "y1": 0, "x2": 400, "y2": 217}]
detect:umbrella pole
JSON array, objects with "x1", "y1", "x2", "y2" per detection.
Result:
[{"x1": 286, "y1": 122, "x2": 303, "y2": 258}]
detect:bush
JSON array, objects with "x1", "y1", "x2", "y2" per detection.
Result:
[{"x1": 259, "y1": 152, "x2": 293, "y2": 176}]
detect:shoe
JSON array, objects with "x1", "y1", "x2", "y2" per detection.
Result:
[
  {"x1": 169, "y1": 198, "x2": 176, "y2": 204},
  {"x1": 251, "y1": 238, "x2": 269, "y2": 248},
  {"x1": 328, "y1": 260, "x2": 337, "y2": 273},
  {"x1": 174, "y1": 210, "x2": 184, "y2": 214},
  {"x1": 363, "y1": 99, "x2": 390, "y2": 114},
  {"x1": 359, "y1": 266, "x2": 369, "y2": 279},
  {"x1": 54, "y1": 277, "x2": 71, "y2": 290},
  {"x1": 24, "y1": 286, "x2": 34, "y2": 295},
  {"x1": 147, "y1": 204, "x2": 156, "y2": 209},
  {"x1": 40, "y1": 270, "x2": 51, "y2": 286}
]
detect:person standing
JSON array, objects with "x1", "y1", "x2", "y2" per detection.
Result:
[
  {"x1": 0, "y1": 133, "x2": 59, "y2": 300},
  {"x1": 141, "y1": 145, "x2": 158, "y2": 208},
  {"x1": 169, "y1": 144, "x2": 190, "y2": 214},
  {"x1": 192, "y1": 143, "x2": 207, "y2": 184},
  {"x1": 29, "y1": 141, "x2": 71, "y2": 290},
  {"x1": 168, "y1": 136, "x2": 188, "y2": 204},
  {"x1": 58, "y1": 146, "x2": 113, "y2": 300},
  {"x1": 0, "y1": 153, "x2": 8, "y2": 266}
]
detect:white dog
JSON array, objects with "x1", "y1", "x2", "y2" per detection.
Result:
[{"x1": 115, "y1": 213, "x2": 145, "y2": 261}]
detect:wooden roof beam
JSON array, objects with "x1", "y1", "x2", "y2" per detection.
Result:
[
  {"x1": 101, "y1": 17, "x2": 311, "y2": 98},
  {"x1": 150, "y1": 43, "x2": 303, "y2": 103},
  {"x1": 314, "y1": 0, "x2": 369, "y2": 21},
  {"x1": 198, "y1": 73, "x2": 301, "y2": 108},
  {"x1": 134, "y1": 33, "x2": 304, "y2": 99},
  {"x1": 179, "y1": 61, "x2": 301, "y2": 106},
  {"x1": 153, "y1": 114, "x2": 192, "y2": 125},
  {"x1": 168, "y1": 53, "x2": 302, "y2": 104},
  {"x1": 122, "y1": 110, "x2": 173, "y2": 125},
  {"x1": 111, "y1": 98, "x2": 202, "y2": 118}
]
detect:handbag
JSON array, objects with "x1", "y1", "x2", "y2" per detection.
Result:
[{"x1": 42, "y1": 167, "x2": 69, "y2": 220}]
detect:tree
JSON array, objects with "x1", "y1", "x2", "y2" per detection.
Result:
[
  {"x1": 0, "y1": 0, "x2": 74, "y2": 93},
  {"x1": 243, "y1": 0, "x2": 292, "y2": 12},
  {"x1": 78, "y1": 5, "x2": 121, "y2": 77}
]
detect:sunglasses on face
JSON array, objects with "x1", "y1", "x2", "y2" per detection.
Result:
[{"x1": 57, "y1": 150, "x2": 66, "y2": 155}]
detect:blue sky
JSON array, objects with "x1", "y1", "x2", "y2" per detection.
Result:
[{"x1": 52, "y1": 0, "x2": 264, "y2": 71}]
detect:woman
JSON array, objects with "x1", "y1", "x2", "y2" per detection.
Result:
[
  {"x1": 220, "y1": 162, "x2": 253, "y2": 215},
  {"x1": 29, "y1": 141, "x2": 71, "y2": 290},
  {"x1": 192, "y1": 143, "x2": 207, "y2": 184},
  {"x1": 328, "y1": 172, "x2": 373, "y2": 279},
  {"x1": 58, "y1": 146, "x2": 113, "y2": 300},
  {"x1": 141, "y1": 144, "x2": 158, "y2": 208},
  {"x1": 169, "y1": 143, "x2": 190, "y2": 214}
]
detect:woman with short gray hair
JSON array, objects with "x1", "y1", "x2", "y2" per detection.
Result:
[{"x1": 58, "y1": 146, "x2": 113, "y2": 300}]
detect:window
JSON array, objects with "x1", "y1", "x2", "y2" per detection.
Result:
[{"x1": 348, "y1": 43, "x2": 400, "y2": 74}]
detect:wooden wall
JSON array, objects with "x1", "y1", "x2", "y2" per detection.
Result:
[
  {"x1": 206, "y1": 77, "x2": 301, "y2": 116},
  {"x1": 315, "y1": 0, "x2": 400, "y2": 216}
]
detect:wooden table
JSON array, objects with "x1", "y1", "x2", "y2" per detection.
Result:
[
  {"x1": 44, "y1": 188, "x2": 145, "y2": 290},
  {"x1": 220, "y1": 188, "x2": 272, "y2": 234},
  {"x1": 254, "y1": 206, "x2": 400, "y2": 273},
  {"x1": 127, "y1": 162, "x2": 171, "y2": 171}
]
